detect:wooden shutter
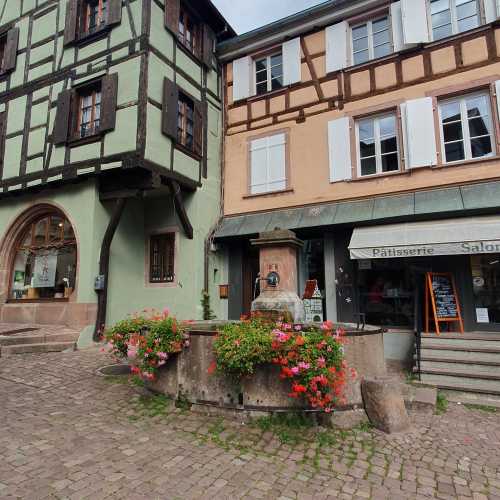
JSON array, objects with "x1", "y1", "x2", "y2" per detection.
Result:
[
  {"x1": 53, "y1": 89, "x2": 73, "y2": 145},
  {"x1": 325, "y1": 21, "x2": 348, "y2": 73},
  {"x1": 390, "y1": 1, "x2": 406, "y2": 52},
  {"x1": 193, "y1": 99, "x2": 204, "y2": 157},
  {"x1": 107, "y1": 0, "x2": 123, "y2": 26},
  {"x1": 282, "y1": 37, "x2": 301, "y2": 86},
  {"x1": 165, "y1": 0, "x2": 180, "y2": 34},
  {"x1": 162, "y1": 78, "x2": 179, "y2": 140},
  {"x1": 484, "y1": 0, "x2": 498, "y2": 22},
  {"x1": 328, "y1": 117, "x2": 352, "y2": 182},
  {"x1": 202, "y1": 24, "x2": 216, "y2": 68},
  {"x1": 401, "y1": 0, "x2": 430, "y2": 44},
  {"x1": 401, "y1": 97, "x2": 437, "y2": 169},
  {"x1": 64, "y1": 0, "x2": 79, "y2": 46},
  {"x1": 0, "y1": 112, "x2": 6, "y2": 165},
  {"x1": 99, "y1": 73, "x2": 118, "y2": 133},
  {"x1": 232, "y1": 56, "x2": 253, "y2": 101},
  {"x1": 2, "y1": 27, "x2": 19, "y2": 73}
]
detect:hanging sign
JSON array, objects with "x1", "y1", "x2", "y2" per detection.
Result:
[
  {"x1": 303, "y1": 280, "x2": 324, "y2": 323},
  {"x1": 33, "y1": 251, "x2": 58, "y2": 288},
  {"x1": 425, "y1": 272, "x2": 464, "y2": 334}
]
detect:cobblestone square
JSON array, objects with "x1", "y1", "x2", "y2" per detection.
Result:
[{"x1": 0, "y1": 348, "x2": 499, "y2": 499}]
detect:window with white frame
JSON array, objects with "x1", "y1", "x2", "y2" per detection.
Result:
[
  {"x1": 429, "y1": 0, "x2": 480, "y2": 41},
  {"x1": 357, "y1": 113, "x2": 400, "y2": 176},
  {"x1": 351, "y1": 16, "x2": 392, "y2": 66},
  {"x1": 249, "y1": 133, "x2": 287, "y2": 194},
  {"x1": 438, "y1": 92, "x2": 495, "y2": 163},
  {"x1": 254, "y1": 52, "x2": 283, "y2": 95}
]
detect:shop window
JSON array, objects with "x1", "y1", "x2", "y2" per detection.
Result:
[
  {"x1": 471, "y1": 254, "x2": 500, "y2": 324},
  {"x1": 178, "y1": 6, "x2": 199, "y2": 55},
  {"x1": 149, "y1": 233, "x2": 175, "y2": 284},
  {"x1": 255, "y1": 52, "x2": 283, "y2": 95},
  {"x1": 357, "y1": 260, "x2": 415, "y2": 328},
  {"x1": 351, "y1": 16, "x2": 392, "y2": 66},
  {"x1": 438, "y1": 92, "x2": 495, "y2": 163},
  {"x1": 356, "y1": 113, "x2": 400, "y2": 177},
  {"x1": 10, "y1": 214, "x2": 77, "y2": 301},
  {"x1": 249, "y1": 132, "x2": 287, "y2": 194},
  {"x1": 429, "y1": 0, "x2": 480, "y2": 41}
]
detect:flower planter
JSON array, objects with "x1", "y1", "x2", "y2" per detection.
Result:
[{"x1": 147, "y1": 322, "x2": 386, "y2": 413}]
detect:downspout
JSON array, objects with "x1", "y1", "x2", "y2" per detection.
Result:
[{"x1": 94, "y1": 197, "x2": 127, "y2": 340}]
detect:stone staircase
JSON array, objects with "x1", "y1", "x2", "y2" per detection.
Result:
[
  {"x1": 0, "y1": 325, "x2": 79, "y2": 357},
  {"x1": 414, "y1": 332, "x2": 500, "y2": 396}
]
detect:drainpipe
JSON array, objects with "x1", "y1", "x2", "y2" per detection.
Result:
[{"x1": 94, "y1": 198, "x2": 127, "y2": 341}]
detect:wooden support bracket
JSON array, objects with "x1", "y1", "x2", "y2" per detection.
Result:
[{"x1": 169, "y1": 179, "x2": 193, "y2": 240}]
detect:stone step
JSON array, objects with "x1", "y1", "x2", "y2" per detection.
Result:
[
  {"x1": 419, "y1": 348, "x2": 500, "y2": 363},
  {"x1": 421, "y1": 337, "x2": 500, "y2": 350},
  {"x1": 0, "y1": 342, "x2": 76, "y2": 357},
  {"x1": 419, "y1": 360, "x2": 500, "y2": 376},
  {"x1": 419, "y1": 373, "x2": 500, "y2": 395},
  {"x1": 0, "y1": 332, "x2": 78, "y2": 346},
  {"x1": 421, "y1": 332, "x2": 500, "y2": 341},
  {"x1": 419, "y1": 343, "x2": 500, "y2": 354},
  {"x1": 441, "y1": 390, "x2": 500, "y2": 409}
]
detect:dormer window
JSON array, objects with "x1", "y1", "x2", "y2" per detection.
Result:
[
  {"x1": 255, "y1": 52, "x2": 283, "y2": 95},
  {"x1": 81, "y1": 0, "x2": 108, "y2": 36},
  {"x1": 178, "y1": 7, "x2": 199, "y2": 55}
]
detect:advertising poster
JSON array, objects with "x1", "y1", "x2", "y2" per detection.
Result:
[{"x1": 33, "y1": 252, "x2": 57, "y2": 288}]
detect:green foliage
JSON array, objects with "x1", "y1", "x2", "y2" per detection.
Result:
[
  {"x1": 436, "y1": 392, "x2": 448, "y2": 415},
  {"x1": 254, "y1": 412, "x2": 314, "y2": 445},
  {"x1": 213, "y1": 318, "x2": 275, "y2": 377},
  {"x1": 463, "y1": 403, "x2": 498, "y2": 413},
  {"x1": 201, "y1": 290, "x2": 216, "y2": 321}
]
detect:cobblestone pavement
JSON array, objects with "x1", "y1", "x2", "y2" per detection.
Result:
[{"x1": 0, "y1": 348, "x2": 499, "y2": 500}]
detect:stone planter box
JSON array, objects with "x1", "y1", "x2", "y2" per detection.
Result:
[{"x1": 148, "y1": 322, "x2": 386, "y2": 413}]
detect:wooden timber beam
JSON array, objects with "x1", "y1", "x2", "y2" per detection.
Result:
[{"x1": 169, "y1": 179, "x2": 194, "y2": 240}]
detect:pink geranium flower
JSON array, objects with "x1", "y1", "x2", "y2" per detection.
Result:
[
  {"x1": 316, "y1": 357, "x2": 326, "y2": 368},
  {"x1": 298, "y1": 362, "x2": 310, "y2": 371},
  {"x1": 291, "y1": 366, "x2": 300, "y2": 375}
]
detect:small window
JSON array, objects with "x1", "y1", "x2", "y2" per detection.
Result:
[
  {"x1": 438, "y1": 92, "x2": 495, "y2": 163},
  {"x1": 249, "y1": 132, "x2": 287, "y2": 194},
  {"x1": 149, "y1": 233, "x2": 175, "y2": 284},
  {"x1": 254, "y1": 52, "x2": 283, "y2": 95},
  {"x1": 75, "y1": 84, "x2": 102, "y2": 139},
  {"x1": 178, "y1": 7, "x2": 199, "y2": 55},
  {"x1": 177, "y1": 93, "x2": 194, "y2": 150},
  {"x1": 80, "y1": 0, "x2": 108, "y2": 37},
  {"x1": 0, "y1": 36, "x2": 6, "y2": 70},
  {"x1": 429, "y1": 0, "x2": 479, "y2": 41},
  {"x1": 356, "y1": 113, "x2": 400, "y2": 177},
  {"x1": 351, "y1": 16, "x2": 392, "y2": 65}
]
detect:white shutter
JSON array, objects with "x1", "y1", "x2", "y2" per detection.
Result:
[
  {"x1": 484, "y1": 0, "x2": 498, "y2": 22},
  {"x1": 250, "y1": 134, "x2": 286, "y2": 194},
  {"x1": 232, "y1": 56, "x2": 253, "y2": 102},
  {"x1": 328, "y1": 117, "x2": 352, "y2": 182},
  {"x1": 402, "y1": 97, "x2": 437, "y2": 169},
  {"x1": 283, "y1": 37, "x2": 301, "y2": 86},
  {"x1": 326, "y1": 21, "x2": 348, "y2": 73},
  {"x1": 401, "y1": 0, "x2": 430, "y2": 44},
  {"x1": 390, "y1": 1, "x2": 406, "y2": 52},
  {"x1": 495, "y1": 81, "x2": 500, "y2": 129}
]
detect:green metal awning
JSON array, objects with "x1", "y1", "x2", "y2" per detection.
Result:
[{"x1": 214, "y1": 180, "x2": 500, "y2": 238}]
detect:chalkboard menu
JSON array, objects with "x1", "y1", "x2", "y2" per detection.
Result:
[
  {"x1": 432, "y1": 275, "x2": 458, "y2": 319},
  {"x1": 425, "y1": 272, "x2": 464, "y2": 334}
]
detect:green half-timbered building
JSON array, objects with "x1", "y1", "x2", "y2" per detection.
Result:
[{"x1": 0, "y1": 0, "x2": 233, "y2": 338}]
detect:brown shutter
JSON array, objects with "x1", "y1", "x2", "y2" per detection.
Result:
[
  {"x1": 2, "y1": 27, "x2": 19, "y2": 73},
  {"x1": 202, "y1": 25, "x2": 216, "y2": 68},
  {"x1": 99, "y1": 73, "x2": 118, "y2": 133},
  {"x1": 165, "y1": 0, "x2": 180, "y2": 34},
  {"x1": 53, "y1": 89, "x2": 73, "y2": 145},
  {"x1": 64, "y1": 0, "x2": 79, "y2": 46},
  {"x1": 193, "y1": 99, "x2": 203, "y2": 157},
  {"x1": 0, "y1": 112, "x2": 6, "y2": 166},
  {"x1": 107, "y1": 0, "x2": 122, "y2": 26},
  {"x1": 162, "y1": 78, "x2": 179, "y2": 141}
]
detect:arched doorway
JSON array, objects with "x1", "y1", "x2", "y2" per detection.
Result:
[{"x1": 8, "y1": 211, "x2": 77, "y2": 302}]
